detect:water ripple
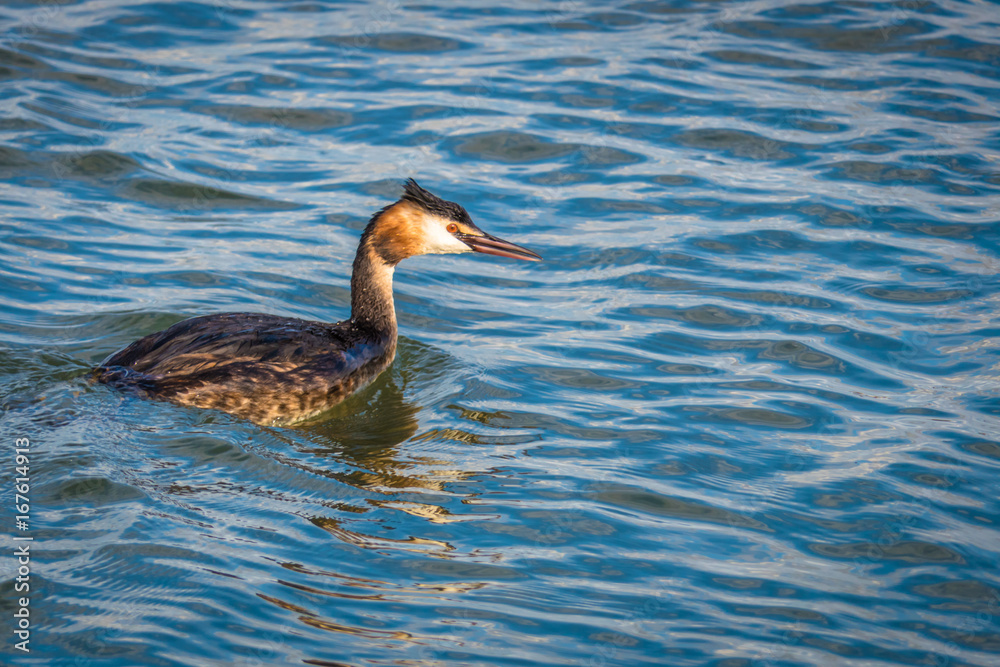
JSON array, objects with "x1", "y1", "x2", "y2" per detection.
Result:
[{"x1": 1, "y1": 0, "x2": 999, "y2": 665}]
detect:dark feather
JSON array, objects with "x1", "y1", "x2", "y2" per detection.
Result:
[
  {"x1": 94, "y1": 313, "x2": 394, "y2": 425},
  {"x1": 401, "y1": 179, "x2": 473, "y2": 224}
]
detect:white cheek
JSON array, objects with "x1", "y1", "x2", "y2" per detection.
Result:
[{"x1": 423, "y1": 215, "x2": 472, "y2": 255}]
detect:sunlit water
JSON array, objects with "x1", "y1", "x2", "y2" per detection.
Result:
[{"x1": 2, "y1": 1, "x2": 999, "y2": 665}]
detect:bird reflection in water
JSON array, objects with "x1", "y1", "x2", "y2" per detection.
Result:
[{"x1": 259, "y1": 340, "x2": 493, "y2": 549}]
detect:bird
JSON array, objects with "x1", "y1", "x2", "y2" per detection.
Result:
[{"x1": 94, "y1": 179, "x2": 541, "y2": 426}]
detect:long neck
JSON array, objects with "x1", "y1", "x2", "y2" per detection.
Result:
[{"x1": 350, "y1": 234, "x2": 397, "y2": 338}]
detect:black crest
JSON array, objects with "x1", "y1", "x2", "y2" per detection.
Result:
[{"x1": 401, "y1": 179, "x2": 472, "y2": 224}]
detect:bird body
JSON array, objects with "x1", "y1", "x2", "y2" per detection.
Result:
[{"x1": 95, "y1": 180, "x2": 540, "y2": 425}]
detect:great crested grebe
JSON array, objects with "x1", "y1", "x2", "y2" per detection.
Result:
[{"x1": 95, "y1": 179, "x2": 541, "y2": 425}]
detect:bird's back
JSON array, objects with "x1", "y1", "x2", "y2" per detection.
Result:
[{"x1": 95, "y1": 312, "x2": 395, "y2": 425}]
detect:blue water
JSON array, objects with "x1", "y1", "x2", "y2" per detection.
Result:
[{"x1": 2, "y1": 0, "x2": 999, "y2": 665}]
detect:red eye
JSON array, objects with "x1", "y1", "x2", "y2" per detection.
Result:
[{"x1": 447, "y1": 223, "x2": 459, "y2": 234}]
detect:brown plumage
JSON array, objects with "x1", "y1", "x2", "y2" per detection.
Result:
[{"x1": 94, "y1": 180, "x2": 540, "y2": 426}]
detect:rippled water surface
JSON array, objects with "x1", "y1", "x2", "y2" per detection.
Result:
[{"x1": 2, "y1": 0, "x2": 1000, "y2": 665}]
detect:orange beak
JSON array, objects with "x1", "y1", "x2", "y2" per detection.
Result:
[{"x1": 459, "y1": 231, "x2": 542, "y2": 261}]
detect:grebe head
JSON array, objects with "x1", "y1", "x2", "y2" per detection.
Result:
[{"x1": 368, "y1": 179, "x2": 542, "y2": 265}]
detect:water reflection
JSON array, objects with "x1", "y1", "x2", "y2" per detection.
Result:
[
  {"x1": 4, "y1": 0, "x2": 1000, "y2": 664},
  {"x1": 265, "y1": 348, "x2": 436, "y2": 488}
]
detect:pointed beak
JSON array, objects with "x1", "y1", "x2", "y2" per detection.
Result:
[{"x1": 458, "y1": 232, "x2": 542, "y2": 262}]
